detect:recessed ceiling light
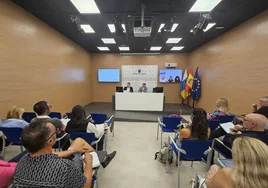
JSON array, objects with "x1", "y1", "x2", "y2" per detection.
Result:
[
  {"x1": 101, "y1": 38, "x2": 116, "y2": 44},
  {"x1": 189, "y1": 0, "x2": 222, "y2": 12},
  {"x1": 108, "y1": 24, "x2": 115, "y2": 33},
  {"x1": 97, "y1": 47, "x2": 109, "y2": 51},
  {"x1": 171, "y1": 46, "x2": 184, "y2": 51},
  {"x1": 158, "y1": 23, "x2": 165, "y2": 32},
  {"x1": 171, "y1": 23, "x2": 179, "y2": 32},
  {"x1": 121, "y1": 24, "x2": 126, "y2": 33},
  {"x1": 150, "y1": 46, "x2": 162, "y2": 51},
  {"x1": 203, "y1": 23, "x2": 216, "y2": 32},
  {"x1": 119, "y1": 47, "x2": 130, "y2": 51},
  {"x1": 166, "y1": 38, "x2": 182, "y2": 44},
  {"x1": 216, "y1": 26, "x2": 224, "y2": 29},
  {"x1": 190, "y1": 29, "x2": 193, "y2": 33},
  {"x1": 70, "y1": 0, "x2": 100, "y2": 14},
  {"x1": 80, "y1": 24, "x2": 95, "y2": 33}
]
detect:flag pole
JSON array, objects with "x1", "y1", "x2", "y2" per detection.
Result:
[{"x1": 192, "y1": 100, "x2": 195, "y2": 108}]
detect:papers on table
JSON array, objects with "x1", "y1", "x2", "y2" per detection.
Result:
[{"x1": 220, "y1": 122, "x2": 235, "y2": 134}]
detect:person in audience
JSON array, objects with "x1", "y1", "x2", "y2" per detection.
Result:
[
  {"x1": 0, "y1": 106, "x2": 28, "y2": 128},
  {"x1": 123, "y1": 82, "x2": 133, "y2": 93},
  {"x1": 66, "y1": 105, "x2": 108, "y2": 150},
  {"x1": 207, "y1": 98, "x2": 231, "y2": 120},
  {"x1": 223, "y1": 113, "x2": 268, "y2": 148},
  {"x1": 206, "y1": 137, "x2": 268, "y2": 188},
  {"x1": 13, "y1": 119, "x2": 116, "y2": 187},
  {"x1": 252, "y1": 96, "x2": 268, "y2": 118},
  {"x1": 174, "y1": 76, "x2": 180, "y2": 83},
  {"x1": 138, "y1": 83, "x2": 148, "y2": 93},
  {"x1": 167, "y1": 76, "x2": 173, "y2": 83},
  {"x1": 175, "y1": 108, "x2": 210, "y2": 148},
  {"x1": 31, "y1": 101, "x2": 70, "y2": 150}
]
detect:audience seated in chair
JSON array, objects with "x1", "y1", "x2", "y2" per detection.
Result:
[
  {"x1": 252, "y1": 96, "x2": 268, "y2": 118},
  {"x1": 223, "y1": 113, "x2": 268, "y2": 148},
  {"x1": 31, "y1": 101, "x2": 70, "y2": 150},
  {"x1": 174, "y1": 108, "x2": 210, "y2": 164},
  {"x1": 0, "y1": 106, "x2": 28, "y2": 129},
  {"x1": 66, "y1": 105, "x2": 108, "y2": 151},
  {"x1": 207, "y1": 98, "x2": 231, "y2": 120},
  {"x1": 13, "y1": 119, "x2": 116, "y2": 188},
  {"x1": 206, "y1": 137, "x2": 268, "y2": 188}
]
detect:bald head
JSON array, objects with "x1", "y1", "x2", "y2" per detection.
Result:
[
  {"x1": 260, "y1": 97, "x2": 268, "y2": 107},
  {"x1": 244, "y1": 113, "x2": 268, "y2": 130}
]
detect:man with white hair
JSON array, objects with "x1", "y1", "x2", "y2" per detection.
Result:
[
  {"x1": 223, "y1": 113, "x2": 268, "y2": 148},
  {"x1": 252, "y1": 96, "x2": 268, "y2": 118}
]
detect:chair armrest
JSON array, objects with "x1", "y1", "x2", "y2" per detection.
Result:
[
  {"x1": 158, "y1": 117, "x2": 166, "y2": 127},
  {"x1": 91, "y1": 132, "x2": 105, "y2": 146},
  {"x1": 56, "y1": 133, "x2": 68, "y2": 141},
  {"x1": 105, "y1": 115, "x2": 114, "y2": 123},
  {"x1": 169, "y1": 136, "x2": 186, "y2": 155}
]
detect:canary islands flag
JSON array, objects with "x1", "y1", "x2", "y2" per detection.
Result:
[
  {"x1": 186, "y1": 68, "x2": 194, "y2": 94},
  {"x1": 180, "y1": 69, "x2": 188, "y2": 99},
  {"x1": 191, "y1": 67, "x2": 201, "y2": 101}
]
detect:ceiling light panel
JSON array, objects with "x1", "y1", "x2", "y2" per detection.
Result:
[
  {"x1": 101, "y1": 38, "x2": 116, "y2": 44},
  {"x1": 97, "y1": 47, "x2": 109, "y2": 51},
  {"x1": 189, "y1": 0, "x2": 222, "y2": 12},
  {"x1": 108, "y1": 24, "x2": 115, "y2": 33},
  {"x1": 203, "y1": 23, "x2": 216, "y2": 32},
  {"x1": 171, "y1": 23, "x2": 179, "y2": 32},
  {"x1": 121, "y1": 24, "x2": 126, "y2": 33},
  {"x1": 150, "y1": 47, "x2": 162, "y2": 51},
  {"x1": 171, "y1": 46, "x2": 184, "y2": 51},
  {"x1": 119, "y1": 47, "x2": 130, "y2": 51},
  {"x1": 166, "y1": 38, "x2": 182, "y2": 44},
  {"x1": 70, "y1": 0, "x2": 100, "y2": 13},
  {"x1": 80, "y1": 24, "x2": 95, "y2": 33},
  {"x1": 158, "y1": 24, "x2": 165, "y2": 32}
]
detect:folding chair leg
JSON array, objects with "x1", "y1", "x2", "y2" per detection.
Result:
[
  {"x1": 105, "y1": 131, "x2": 108, "y2": 151},
  {"x1": 191, "y1": 161, "x2": 193, "y2": 167},
  {"x1": 178, "y1": 159, "x2": 181, "y2": 188},
  {"x1": 156, "y1": 124, "x2": 159, "y2": 140},
  {"x1": 20, "y1": 145, "x2": 24, "y2": 152},
  {"x1": 160, "y1": 132, "x2": 163, "y2": 148}
]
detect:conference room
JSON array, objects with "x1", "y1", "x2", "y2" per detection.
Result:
[{"x1": 0, "y1": 0, "x2": 268, "y2": 187}]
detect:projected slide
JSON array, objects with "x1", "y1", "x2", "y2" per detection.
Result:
[
  {"x1": 98, "y1": 69, "x2": 120, "y2": 83},
  {"x1": 159, "y1": 69, "x2": 182, "y2": 83}
]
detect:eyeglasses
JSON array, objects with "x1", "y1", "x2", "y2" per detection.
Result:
[{"x1": 46, "y1": 128, "x2": 60, "y2": 141}]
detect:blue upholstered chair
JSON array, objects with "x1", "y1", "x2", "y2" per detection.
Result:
[
  {"x1": 22, "y1": 112, "x2": 36, "y2": 123},
  {"x1": 218, "y1": 115, "x2": 235, "y2": 123},
  {"x1": 208, "y1": 119, "x2": 220, "y2": 131},
  {"x1": 65, "y1": 112, "x2": 71, "y2": 119},
  {"x1": 49, "y1": 112, "x2": 62, "y2": 119},
  {"x1": 157, "y1": 116, "x2": 182, "y2": 147}
]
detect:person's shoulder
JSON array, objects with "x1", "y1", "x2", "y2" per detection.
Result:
[{"x1": 180, "y1": 128, "x2": 191, "y2": 137}]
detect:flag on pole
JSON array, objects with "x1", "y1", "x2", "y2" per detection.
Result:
[
  {"x1": 180, "y1": 69, "x2": 188, "y2": 99},
  {"x1": 186, "y1": 68, "x2": 194, "y2": 95},
  {"x1": 191, "y1": 67, "x2": 201, "y2": 101}
]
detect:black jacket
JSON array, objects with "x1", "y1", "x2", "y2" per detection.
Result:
[{"x1": 123, "y1": 86, "x2": 133, "y2": 92}]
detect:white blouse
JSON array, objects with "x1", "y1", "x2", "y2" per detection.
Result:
[{"x1": 86, "y1": 122, "x2": 104, "y2": 138}]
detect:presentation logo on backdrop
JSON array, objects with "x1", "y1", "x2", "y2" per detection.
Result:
[{"x1": 138, "y1": 69, "x2": 141, "y2": 73}]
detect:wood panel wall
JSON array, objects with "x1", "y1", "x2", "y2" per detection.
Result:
[
  {"x1": 189, "y1": 10, "x2": 268, "y2": 114},
  {"x1": 91, "y1": 54, "x2": 189, "y2": 103},
  {"x1": 0, "y1": 1, "x2": 92, "y2": 118}
]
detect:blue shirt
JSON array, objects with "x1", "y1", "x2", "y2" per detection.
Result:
[{"x1": 0, "y1": 119, "x2": 28, "y2": 129}]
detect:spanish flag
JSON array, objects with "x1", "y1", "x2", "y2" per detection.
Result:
[
  {"x1": 186, "y1": 68, "x2": 194, "y2": 95},
  {"x1": 180, "y1": 69, "x2": 188, "y2": 99}
]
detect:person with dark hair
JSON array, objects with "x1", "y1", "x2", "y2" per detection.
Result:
[
  {"x1": 123, "y1": 82, "x2": 133, "y2": 93},
  {"x1": 13, "y1": 119, "x2": 116, "y2": 187},
  {"x1": 174, "y1": 76, "x2": 180, "y2": 83},
  {"x1": 138, "y1": 83, "x2": 148, "y2": 93},
  {"x1": 31, "y1": 101, "x2": 70, "y2": 150},
  {"x1": 66, "y1": 105, "x2": 108, "y2": 150},
  {"x1": 174, "y1": 108, "x2": 210, "y2": 148}
]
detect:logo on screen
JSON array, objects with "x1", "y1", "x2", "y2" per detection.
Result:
[{"x1": 138, "y1": 69, "x2": 141, "y2": 73}]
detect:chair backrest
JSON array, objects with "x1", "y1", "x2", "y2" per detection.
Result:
[
  {"x1": 22, "y1": 112, "x2": 36, "y2": 123},
  {"x1": 66, "y1": 112, "x2": 71, "y2": 119},
  {"x1": 207, "y1": 119, "x2": 220, "y2": 131},
  {"x1": 180, "y1": 139, "x2": 210, "y2": 161},
  {"x1": 0, "y1": 127, "x2": 23, "y2": 144},
  {"x1": 49, "y1": 112, "x2": 62, "y2": 119},
  {"x1": 91, "y1": 113, "x2": 107, "y2": 124},
  {"x1": 69, "y1": 132, "x2": 96, "y2": 145},
  {"x1": 213, "y1": 138, "x2": 232, "y2": 159},
  {"x1": 163, "y1": 116, "x2": 182, "y2": 129},
  {"x1": 218, "y1": 115, "x2": 235, "y2": 123}
]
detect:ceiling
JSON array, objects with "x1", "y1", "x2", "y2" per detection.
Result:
[{"x1": 12, "y1": 0, "x2": 268, "y2": 53}]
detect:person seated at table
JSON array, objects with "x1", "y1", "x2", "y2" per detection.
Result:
[
  {"x1": 0, "y1": 106, "x2": 28, "y2": 128},
  {"x1": 66, "y1": 105, "x2": 108, "y2": 151},
  {"x1": 252, "y1": 96, "x2": 268, "y2": 118},
  {"x1": 138, "y1": 83, "x2": 148, "y2": 93},
  {"x1": 167, "y1": 76, "x2": 173, "y2": 83},
  {"x1": 123, "y1": 82, "x2": 133, "y2": 93},
  {"x1": 207, "y1": 98, "x2": 231, "y2": 120},
  {"x1": 206, "y1": 137, "x2": 268, "y2": 188},
  {"x1": 174, "y1": 76, "x2": 180, "y2": 83},
  {"x1": 13, "y1": 119, "x2": 116, "y2": 187},
  {"x1": 31, "y1": 101, "x2": 70, "y2": 150}
]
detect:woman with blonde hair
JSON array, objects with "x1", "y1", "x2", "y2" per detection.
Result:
[
  {"x1": 208, "y1": 98, "x2": 231, "y2": 120},
  {"x1": 206, "y1": 137, "x2": 268, "y2": 188},
  {"x1": 0, "y1": 106, "x2": 28, "y2": 128}
]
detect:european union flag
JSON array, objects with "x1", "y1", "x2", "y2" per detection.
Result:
[{"x1": 191, "y1": 67, "x2": 201, "y2": 101}]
